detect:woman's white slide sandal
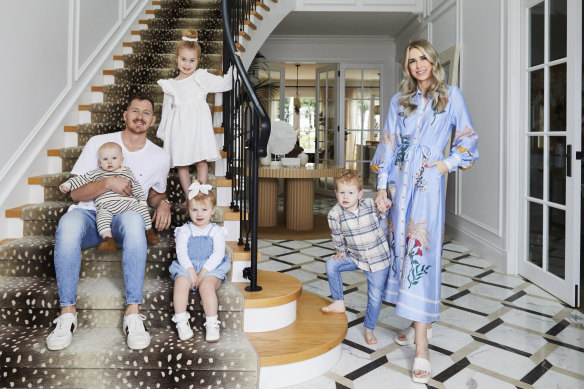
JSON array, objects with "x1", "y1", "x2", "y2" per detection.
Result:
[
  {"x1": 394, "y1": 326, "x2": 433, "y2": 345},
  {"x1": 412, "y1": 357, "x2": 432, "y2": 384}
]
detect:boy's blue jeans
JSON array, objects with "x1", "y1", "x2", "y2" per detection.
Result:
[
  {"x1": 325, "y1": 254, "x2": 389, "y2": 330},
  {"x1": 54, "y1": 208, "x2": 147, "y2": 306}
]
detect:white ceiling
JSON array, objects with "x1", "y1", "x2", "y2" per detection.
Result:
[{"x1": 271, "y1": 11, "x2": 416, "y2": 37}]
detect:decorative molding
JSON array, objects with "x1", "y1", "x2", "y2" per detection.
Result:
[
  {"x1": 75, "y1": 0, "x2": 123, "y2": 80},
  {"x1": 0, "y1": 0, "x2": 74, "y2": 201},
  {"x1": 0, "y1": 0, "x2": 151, "y2": 212},
  {"x1": 123, "y1": 0, "x2": 139, "y2": 18}
]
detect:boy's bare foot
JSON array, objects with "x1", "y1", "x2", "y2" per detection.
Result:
[
  {"x1": 364, "y1": 328, "x2": 377, "y2": 345},
  {"x1": 321, "y1": 300, "x2": 346, "y2": 313}
]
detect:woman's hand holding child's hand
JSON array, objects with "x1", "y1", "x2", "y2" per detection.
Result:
[{"x1": 375, "y1": 190, "x2": 391, "y2": 212}]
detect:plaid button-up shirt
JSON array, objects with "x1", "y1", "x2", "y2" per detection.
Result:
[{"x1": 327, "y1": 198, "x2": 391, "y2": 272}]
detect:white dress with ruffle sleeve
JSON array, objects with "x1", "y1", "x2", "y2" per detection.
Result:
[{"x1": 157, "y1": 67, "x2": 234, "y2": 167}]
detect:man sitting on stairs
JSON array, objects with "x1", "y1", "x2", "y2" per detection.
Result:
[{"x1": 46, "y1": 93, "x2": 172, "y2": 351}]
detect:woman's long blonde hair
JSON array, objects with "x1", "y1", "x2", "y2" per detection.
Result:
[{"x1": 398, "y1": 39, "x2": 449, "y2": 116}]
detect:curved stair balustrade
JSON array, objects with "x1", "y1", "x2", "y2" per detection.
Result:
[{"x1": 221, "y1": 0, "x2": 271, "y2": 292}]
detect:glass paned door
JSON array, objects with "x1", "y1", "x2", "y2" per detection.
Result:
[
  {"x1": 520, "y1": 0, "x2": 581, "y2": 306},
  {"x1": 315, "y1": 64, "x2": 339, "y2": 192},
  {"x1": 258, "y1": 64, "x2": 285, "y2": 121},
  {"x1": 342, "y1": 67, "x2": 381, "y2": 191}
]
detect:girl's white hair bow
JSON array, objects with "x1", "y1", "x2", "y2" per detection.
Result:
[{"x1": 188, "y1": 181, "x2": 212, "y2": 200}]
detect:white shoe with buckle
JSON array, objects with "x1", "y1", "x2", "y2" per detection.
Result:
[
  {"x1": 204, "y1": 320, "x2": 221, "y2": 342},
  {"x1": 46, "y1": 312, "x2": 77, "y2": 351},
  {"x1": 172, "y1": 313, "x2": 194, "y2": 341},
  {"x1": 123, "y1": 313, "x2": 151, "y2": 350}
]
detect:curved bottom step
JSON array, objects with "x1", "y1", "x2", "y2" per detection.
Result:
[{"x1": 246, "y1": 291, "x2": 348, "y2": 388}]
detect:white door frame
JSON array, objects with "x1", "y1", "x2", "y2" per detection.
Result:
[{"x1": 515, "y1": 0, "x2": 582, "y2": 306}]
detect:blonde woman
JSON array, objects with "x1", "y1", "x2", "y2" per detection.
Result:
[{"x1": 370, "y1": 39, "x2": 479, "y2": 383}]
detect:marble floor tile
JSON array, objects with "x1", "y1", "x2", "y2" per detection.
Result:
[
  {"x1": 385, "y1": 345, "x2": 454, "y2": 376},
  {"x1": 442, "y1": 271, "x2": 474, "y2": 287},
  {"x1": 314, "y1": 240, "x2": 336, "y2": 249},
  {"x1": 258, "y1": 245, "x2": 294, "y2": 257},
  {"x1": 276, "y1": 240, "x2": 314, "y2": 250},
  {"x1": 443, "y1": 242, "x2": 470, "y2": 253},
  {"x1": 345, "y1": 323, "x2": 394, "y2": 351},
  {"x1": 441, "y1": 284, "x2": 459, "y2": 299},
  {"x1": 430, "y1": 323, "x2": 475, "y2": 353},
  {"x1": 377, "y1": 307, "x2": 414, "y2": 331},
  {"x1": 522, "y1": 284, "x2": 557, "y2": 300},
  {"x1": 443, "y1": 367, "x2": 516, "y2": 389},
  {"x1": 565, "y1": 310, "x2": 584, "y2": 326},
  {"x1": 484, "y1": 324, "x2": 548, "y2": 354},
  {"x1": 546, "y1": 346, "x2": 584, "y2": 376},
  {"x1": 500, "y1": 309, "x2": 558, "y2": 333},
  {"x1": 281, "y1": 375, "x2": 338, "y2": 389},
  {"x1": 456, "y1": 256, "x2": 494, "y2": 269},
  {"x1": 301, "y1": 260, "x2": 326, "y2": 274},
  {"x1": 467, "y1": 344, "x2": 536, "y2": 380},
  {"x1": 284, "y1": 268, "x2": 319, "y2": 283},
  {"x1": 556, "y1": 325, "x2": 584, "y2": 348},
  {"x1": 451, "y1": 294, "x2": 503, "y2": 315},
  {"x1": 480, "y1": 272, "x2": 525, "y2": 288},
  {"x1": 510, "y1": 294, "x2": 565, "y2": 316},
  {"x1": 300, "y1": 246, "x2": 336, "y2": 258},
  {"x1": 330, "y1": 343, "x2": 374, "y2": 376},
  {"x1": 257, "y1": 259, "x2": 293, "y2": 272},
  {"x1": 442, "y1": 249, "x2": 465, "y2": 260},
  {"x1": 277, "y1": 252, "x2": 318, "y2": 265},
  {"x1": 447, "y1": 263, "x2": 489, "y2": 277},
  {"x1": 353, "y1": 365, "x2": 423, "y2": 389},
  {"x1": 342, "y1": 290, "x2": 369, "y2": 312},
  {"x1": 469, "y1": 282, "x2": 516, "y2": 301},
  {"x1": 439, "y1": 307, "x2": 490, "y2": 331},
  {"x1": 533, "y1": 368, "x2": 584, "y2": 389},
  {"x1": 303, "y1": 279, "x2": 334, "y2": 297}
]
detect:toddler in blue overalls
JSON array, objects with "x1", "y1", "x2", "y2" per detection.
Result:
[{"x1": 169, "y1": 181, "x2": 231, "y2": 342}]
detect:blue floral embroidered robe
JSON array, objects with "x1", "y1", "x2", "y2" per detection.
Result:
[{"x1": 370, "y1": 86, "x2": 479, "y2": 323}]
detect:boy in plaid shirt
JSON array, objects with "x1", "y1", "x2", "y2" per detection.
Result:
[{"x1": 322, "y1": 169, "x2": 391, "y2": 345}]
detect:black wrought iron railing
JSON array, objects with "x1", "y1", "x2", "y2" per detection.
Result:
[{"x1": 221, "y1": 0, "x2": 271, "y2": 292}]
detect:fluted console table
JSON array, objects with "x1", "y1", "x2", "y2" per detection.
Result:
[{"x1": 258, "y1": 164, "x2": 343, "y2": 231}]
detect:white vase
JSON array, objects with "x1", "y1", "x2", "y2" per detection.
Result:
[
  {"x1": 298, "y1": 152, "x2": 309, "y2": 166},
  {"x1": 259, "y1": 146, "x2": 272, "y2": 166}
]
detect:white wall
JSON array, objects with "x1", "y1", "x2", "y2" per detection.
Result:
[
  {"x1": 393, "y1": 0, "x2": 507, "y2": 269},
  {"x1": 0, "y1": 0, "x2": 150, "y2": 239}
]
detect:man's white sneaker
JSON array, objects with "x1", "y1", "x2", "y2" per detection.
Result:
[
  {"x1": 172, "y1": 313, "x2": 194, "y2": 341},
  {"x1": 123, "y1": 314, "x2": 151, "y2": 350},
  {"x1": 204, "y1": 320, "x2": 221, "y2": 342},
  {"x1": 46, "y1": 313, "x2": 77, "y2": 351}
]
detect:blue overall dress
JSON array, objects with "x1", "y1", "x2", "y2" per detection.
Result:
[{"x1": 169, "y1": 223, "x2": 231, "y2": 289}]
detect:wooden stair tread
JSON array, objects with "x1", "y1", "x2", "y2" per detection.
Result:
[
  {"x1": 64, "y1": 125, "x2": 77, "y2": 132},
  {"x1": 215, "y1": 176, "x2": 231, "y2": 187},
  {"x1": 0, "y1": 238, "x2": 17, "y2": 245},
  {"x1": 226, "y1": 241, "x2": 261, "y2": 261},
  {"x1": 28, "y1": 176, "x2": 43, "y2": 185},
  {"x1": 246, "y1": 291, "x2": 347, "y2": 366},
  {"x1": 5, "y1": 204, "x2": 35, "y2": 218},
  {"x1": 219, "y1": 205, "x2": 245, "y2": 221},
  {"x1": 233, "y1": 270, "x2": 301, "y2": 308}
]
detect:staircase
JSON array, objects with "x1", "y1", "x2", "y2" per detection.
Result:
[
  {"x1": 0, "y1": 1, "x2": 348, "y2": 388},
  {"x1": 0, "y1": 1, "x2": 259, "y2": 387}
]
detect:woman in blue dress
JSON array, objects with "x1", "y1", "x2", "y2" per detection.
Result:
[{"x1": 370, "y1": 39, "x2": 478, "y2": 383}]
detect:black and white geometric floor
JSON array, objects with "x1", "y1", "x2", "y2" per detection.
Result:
[{"x1": 257, "y1": 196, "x2": 584, "y2": 389}]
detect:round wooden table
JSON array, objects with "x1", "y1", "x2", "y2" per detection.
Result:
[{"x1": 258, "y1": 164, "x2": 343, "y2": 231}]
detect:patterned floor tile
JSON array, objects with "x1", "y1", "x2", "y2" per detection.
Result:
[
  {"x1": 443, "y1": 368, "x2": 517, "y2": 389},
  {"x1": 257, "y1": 194, "x2": 583, "y2": 388},
  {"x1": 545, "y1": 346, "x2": 584, "y2": 376}
]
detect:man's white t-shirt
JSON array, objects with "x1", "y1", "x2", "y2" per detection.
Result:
[{"x1": 69, "y1": 132, "x2": 171, "y2": 212}]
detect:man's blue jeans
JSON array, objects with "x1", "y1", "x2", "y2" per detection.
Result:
[
  {"x1": 54, "y1": 208, "x2": 147, "y2": 306},
  {"x1": 325, "y1": 255, "x2": 389, "y2": 330}
]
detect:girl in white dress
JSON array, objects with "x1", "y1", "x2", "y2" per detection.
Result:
[{"x1": 157, "y1": 29, "x2": 239, "y2": 202}]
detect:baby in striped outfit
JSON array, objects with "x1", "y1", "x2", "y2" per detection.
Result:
[{"x1": 59, "y1": 142, "x2": 159, "y2": 252}]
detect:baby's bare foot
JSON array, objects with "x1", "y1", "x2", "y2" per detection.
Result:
[
  {"x1": 321, "y1": 300, "x2": 346, "y2": 313},
  {"x1": 365, "y1": 328, "x2": 377, "y2": 345}
]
